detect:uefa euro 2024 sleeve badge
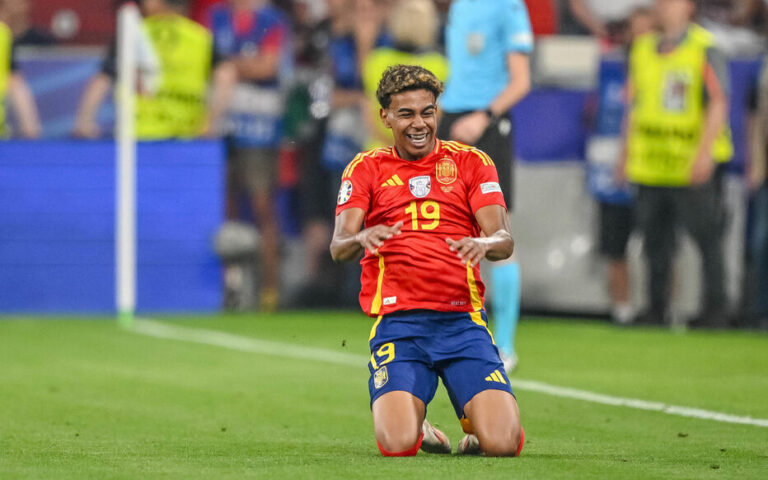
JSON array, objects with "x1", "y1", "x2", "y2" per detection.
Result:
[
  {"x1": 337, "y1": 179, "x2": 353, "y2": 205},
  {"x1": 408, "y1": 176, "x2": 431, "y2": 198}
]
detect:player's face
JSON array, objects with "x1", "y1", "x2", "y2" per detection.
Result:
[
  {"x1": 654, "y1": 0, "x2": 693, "y2": 30},
  {"x1": 381, "y1": 89, "x2": 438, "y2": 161}
]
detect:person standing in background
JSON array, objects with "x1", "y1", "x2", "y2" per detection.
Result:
[
  {"x1": 748, "y1": 52, "x2": 768, "y2": 330},
  {"x1": 0, "y1": 15, "x2": 39, "y2": 138},
  {"x1": 587, "y1": 7, "x2": 654, "y2": 325},
  {"x1": 438, "y1": 0, "x2": 533, "y2": 372},
  {"x1": 207, "y1": 0, "x2": 291, "y2": 312},
  {"x1": 617, "y1": 0, "x2": 733, "y2": 328},
  {"x1": 73, "y1": 0, "x2": 212, "y2": 140}
]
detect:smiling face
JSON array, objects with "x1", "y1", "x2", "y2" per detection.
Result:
[{"x1": 380, "y1": 88, "x2": 437, "y2": 161}]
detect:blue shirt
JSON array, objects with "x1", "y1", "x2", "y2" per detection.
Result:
[
  {"x1": 441, "y1": 0, "x2": 533, "y2": 112},
  {"x1": 208, "y1": 5, "x2": 291, "y2": 147}
]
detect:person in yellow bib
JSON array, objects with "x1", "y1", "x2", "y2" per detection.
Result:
[
  {"x1": 617, "y1": 0, "x2": 732, "y2": 328},
  {"x1": 73, "y1": 0, "x2": 213, "y2": 140},
  {"x1": 0, "y1": 18, "x2": 40, "y2": 138}
]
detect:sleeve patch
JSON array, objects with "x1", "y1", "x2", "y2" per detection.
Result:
[
  {"x1": 337, "y1": 180, "x2": 353, "y2": 205},
  {"x1": 480, "y1": 182, "x2": 502, "y2": 194}
]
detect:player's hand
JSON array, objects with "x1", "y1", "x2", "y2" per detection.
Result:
[
  {"x1": 690, "y1": 150, "x2": 714, "y2": 185},
  {"x1": 355, "y1": 221, "x2": 403, "y2": 254},
  {"x1": 446, "y1": 237, "x2": 489, "y2": 267},
  {"x1": 450, "y1": 111, "x2": 490, "y2": 145},
  {"x1": 615, "y1": 155, "x2": 628, "y2": 186}
]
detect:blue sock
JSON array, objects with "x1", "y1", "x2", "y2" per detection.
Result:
[{"x1": 490, "y1": 261, "x2": 520, "y2": 357}]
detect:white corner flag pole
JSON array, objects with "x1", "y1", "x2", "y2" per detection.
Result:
[{"x1": 116, "y1": 2, "x2": 140, "y2": 327}]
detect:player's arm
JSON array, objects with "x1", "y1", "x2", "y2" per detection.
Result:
[
  {"x1": 7, "y1": 73, "x2": 41, "y2": 138},
  {"x1": 74, "y1": 39, "x2": 116, "y2": 138},
  {"x1": 450, "y1": 0, "x2": 532, "y2": 144},
  {"x1": 232, "y1": 27, "x2": 283, "y2": 81},
  {"x1": 6, "y1": 42, "x2": 40, "y2": 139},
  {"x1": 206, "y1": 60, "x2": 238, "y2": 137},
  {"x1": 73, "y1": 73, "x2": 112, "y2": 138},
  {"x1": 330, "y1": 208, "x2": 403, "y2": 262},
  {"x1": 690, "y1": 46, "x2": 729, "y2": 185},
  {"x1": 615, "y1": 78, "x2": 634, "y2": 185},
  {"x1": 446, "y1": 205, "x2": 514, "y2": 266}
]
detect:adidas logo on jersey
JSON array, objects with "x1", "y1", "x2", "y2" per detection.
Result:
[
  {"x1": 380, "y1": 175, "x2": 404, "y2": 187},
  {"x1": 484, "y1": 369, "x2": 507, "y2": 384}
]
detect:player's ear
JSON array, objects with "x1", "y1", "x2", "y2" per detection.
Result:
[{"x1": 380, "y1": 108, "x2": 392, "y2": 129}]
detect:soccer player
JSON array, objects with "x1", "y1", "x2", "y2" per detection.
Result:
[
  {"x1": 438, "y1": 0, "x2": 533, "y2": 372},
  {"x1": 330, "y1": 65, "x2": 524, "y2": 457}
]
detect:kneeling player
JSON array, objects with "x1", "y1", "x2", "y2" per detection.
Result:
[{"x1": 330, "y1": 65, "x2": 524, "y2": 456}]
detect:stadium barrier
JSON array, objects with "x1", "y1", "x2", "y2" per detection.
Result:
[{"x1": 0, "y1": 140, "x2": 224, "y2": 313}]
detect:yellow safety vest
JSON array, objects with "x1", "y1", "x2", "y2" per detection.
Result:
[
  {"x1": 627, "y1": 24, "x2": 733, "y2": 186},
  {"x1": 0, "y1": 22, "x2": 12, "y2": 137},
  {"x1": 136, "y1": 15, "x2": 212, "y2": 139},
  {"x1": 362, "y1": 48, "x2": 449, "y2": 149}
]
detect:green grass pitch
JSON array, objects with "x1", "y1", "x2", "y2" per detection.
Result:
[{"x1": 1, "y1": 312, "x2": 767, "y2": 479}]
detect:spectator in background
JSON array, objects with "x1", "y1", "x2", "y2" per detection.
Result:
[
  {"x1": 617, "y1": 0, "x2": 733, "y2": 327},
  {"x1": 567, "y1": 0, "x2": 652, "y2": 45},
  {"x1": 588, "y1": 7, "x2": 654, "y2": 325},
  {"x1": 748, "y1": 57, "x2": 768, "y2": 329},
  {"x1": 362, "y1": 0, "x2": 448, "y2": 148},
  {"x1": 438, "y1": 0, "x2": 532, "y2": 375},
  {"x1": 0, "y1": 17, "x2": 40, "y2": 137},
  {"x1": 73, "y1": 0, "x2": 213, "y2": 139},
  {"x1": 207, "y1": 0, "x2": 291, "y2": 312},
  {"x1": 0, "y1": 0, "x2": 54, "y2": 46}
]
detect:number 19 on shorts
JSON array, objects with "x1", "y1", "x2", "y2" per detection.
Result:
[{"x1": 370, "y1": 342, "x2": 395, "y2": 369}]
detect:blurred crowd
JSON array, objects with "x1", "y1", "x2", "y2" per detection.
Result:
[{"x1": 1, "y1": 0, "x2": 768, "y2": 328}]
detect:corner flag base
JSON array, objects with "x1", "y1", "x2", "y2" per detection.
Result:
[{"x1": 118, "y1": 310, "x2": 134, "y2": 328}]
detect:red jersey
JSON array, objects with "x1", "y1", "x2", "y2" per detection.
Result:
[{"x1": 335, "y1": 139, "x2": 507, "y2": 317}]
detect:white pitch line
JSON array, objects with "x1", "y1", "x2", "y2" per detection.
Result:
[{"x1": 130, "y1": 318, "x2": 768, "y2": 429}]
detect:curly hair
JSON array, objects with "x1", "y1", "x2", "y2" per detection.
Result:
[{"x1": 376, "y1": 64, "x2": 444, "y2": 109}]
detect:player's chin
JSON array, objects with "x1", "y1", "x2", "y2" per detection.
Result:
[{"x1": 403, "y1": 134, "x2": 434, "y2": 158}]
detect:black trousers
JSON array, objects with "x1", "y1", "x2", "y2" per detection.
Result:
[
  {"x1": 635, "y1": 179, "x2": 726, "y2": 316},
  {"x1": 438, "y1": 111, "x2": 514, "y2": 210}
]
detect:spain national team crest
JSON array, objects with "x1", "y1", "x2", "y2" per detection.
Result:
[
  {"x1": 374, "y1": 366, "x2": 388, "y2": 389},
  {"x1": 436, "y1": 157, "x2": 457, "y2": 185},
  {"x1": 408, "y1": 176, "x2": 431, "y2": 198}
]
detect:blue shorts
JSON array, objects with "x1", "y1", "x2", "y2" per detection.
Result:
[{"x1": 367, "y1": 309, "x2": 514, "y2": 419}]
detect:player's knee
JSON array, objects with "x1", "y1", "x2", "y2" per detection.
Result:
[
  {"x1": 478, "y1": 425, "x2": 522, "y2": 457},
  {"x1": 376, "y1": 430, "x2": 423, "y2": 456}
]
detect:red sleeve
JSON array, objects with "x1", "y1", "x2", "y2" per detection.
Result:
[
  {"x1": 465, "y1": 149, "x2": 507, "y2": 213},
  {"x1": 335, "y1": 154, "x2": 373, "y2": 215}
]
